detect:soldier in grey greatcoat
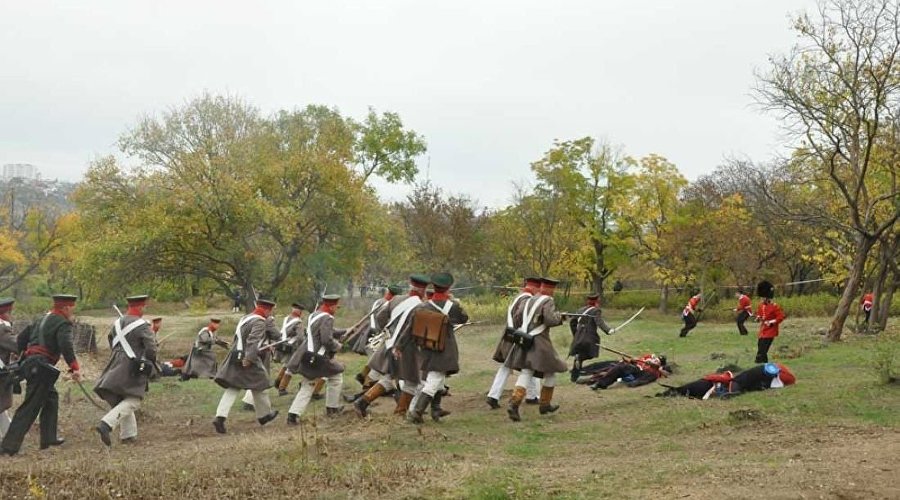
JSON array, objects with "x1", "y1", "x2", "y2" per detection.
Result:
[
  {"x1": 506, "y1": 278, "x2": 567, "y2": 421},
  {"x1": 404, "y1": 272, "x2": 469, "y2": 424},
  {"x1": 212, "y1": 298, "x2": 280, "y2": 434},
  {"x1": 182, "y1": 318, "x2": 225, "y2": 379},
  {"x1": 94, "y1": 295, "x2": 158, "y2": 446},
  {"x1": 0, "y1": 298, "x2": 18, "y2": 439},
  {"x1": 486, "y1": 277, "x2": 542, "y2": 409},
  {"x1": 567, "y1": 292, "x2": 614, "y2": 382},
  {"x1": 353, "y1": 274, "x2": 428, "y2": 418},
  {"x1": 272, "y1": 303, "x2": 306, "y2": 394},
  {"x1": 285, "y1": 295, "x2": 346, "y2": 422}
]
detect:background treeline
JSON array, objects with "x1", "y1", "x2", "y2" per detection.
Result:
[{"x1": 0, "y1": 1, "x2": 897, "y2": 342}]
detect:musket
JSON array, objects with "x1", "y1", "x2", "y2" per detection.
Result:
[
  {"x1": 598, "y1": 345, "x2": 664, "y2": 368},
  {"x1": 453, "y1": 320, "x2": 484, "y2": 332},
  {"x1": 340, "y1": 301, "x2": 390, "y2": 344},
  {"x1": 156, "y1": 331, "x2": 178, "y2": 345},
  {"x1": 259, "y1": 337, "x2": 293, "y2": 352},
  {"x1": 560, "y1": 312, "x2": 593, "y2": 318}
]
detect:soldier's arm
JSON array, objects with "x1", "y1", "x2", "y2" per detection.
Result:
[
  {"x1": 374, "y1": 302, "x2": 392, "y2": 330},
  {"x1": 449, "y1": 301, "x2": 469, "y2": 325},
  {"x1": 57, "y1": 321, "x2": 80, "y2": 371},
  {"x1": 542, "y1": 300, "x2": 563, "y2": 327},
  {"x1": 264, "y1": 317, "x2": 281, "y2": 342},
  {"x1": 198, "y1": 329, "x2": 213, "y2": 346},
  {"x1": 140, "y1": 324, "x2": 158, "y2": 362},
  {"x1": 16, "y1": 325, "x2": 31, "y2": 353},
  {"x1": 0, "y1": 326, "x2": 17, "y2": 352},
  {"x1": 244, "y1": 319, "x2": 265, "y2": 363},
  {"x1": 595, "y1": 310, "x2": 612, "y2": 334},
  {"x1": 318, "y1": 317, "x2": 342, "y2": 353}
]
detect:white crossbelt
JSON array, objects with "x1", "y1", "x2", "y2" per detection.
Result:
[
  {"x1": 305, "y1": 311, "x2": 330, "y2": 355},
  {"x1": 428, "y1": 299, "x2": 454, "y2": 316},
  {"x1": 234, "y1": 314, "x2": 264, "y2": 352},
  {"x1": 521, "y1": 295, "x2": 550, "y2": 337},
  {"x1": 281, "y1": 316, "x2": 301, "y2": 343},
  {"x1": 385, "y1": 296, "x2": 421, "y2": 349},
  {"x1": 194, "y1": 327, "x2": 209, "y2": 349},
  {"x1": 578, "y1": 306, "x2": 597, "y2": 330},
  {"x1": 112, "y1": 317, "x2": 149, "y2": 359},
  {"x1": 506, "y1": 293, "x2": 531, "y2": 329},
  {"x1": 0, "y1": 319, "x2": 9, "y2": 368},
  {"x1": 369, "y1": 299, "x2": 384, "y2": 330}
]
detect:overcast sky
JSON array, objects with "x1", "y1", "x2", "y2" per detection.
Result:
[{"x1": 0, "y1": 1, "x2": 818, "y2": 208}]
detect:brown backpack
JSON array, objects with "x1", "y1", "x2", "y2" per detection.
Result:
[{"x1": 411, "y1": 308, "x2": 450, "y2": 352}]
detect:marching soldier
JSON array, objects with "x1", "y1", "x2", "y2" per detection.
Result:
[
  {"x1": 212, "y1": 297, "x2": 280, "y2": 434},
  {"x1": 353, "y1": 274, "x2": 428, "y2": 418},
  {"x1": 754, "y1": 281, "x2": 785, "y2": 363},
  {"x1": 567, "y1": 292, "x2": 614, "y2": 382},
  {"x1": 182, "y1": 318, "x2": 225, "y2": 379},
  {"x1": 486, "y1": 277, "x2": 541, "y2": 409},
  {"x1": 284, "y1": 295, "x2": 346, "y2": 423},
  {"x1": 1, "y1": 294, "x2": 81, "y2": 456},
  {"x1": 733, "y1": 290, "x2": 753, "y2": 335},
  {"x1": 679, "y1": 291, "x2": 702, "y2": 337},
  {"x1": 94, "y1": 295, "x2": 158, "y2": 446},
  {"x1": 406, "y1": 272, "x2": 468, "y2": 423},
  {"x1": 273, "y1": 302, "x2": 306, "y2": 395},
  {"x1": 346, "y1": 285, "x2": 401, "y2": 402},
  {"x1": 0, "y1": 298, "x2": 17, "y2": 440},
  {"x1": 506, "y1": 278, "x2": 567, "y2": 421}
]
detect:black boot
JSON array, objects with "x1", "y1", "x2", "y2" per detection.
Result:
[
  {"x1": 286, "y1": 413, "x2": 299, "y2": 426},
  {"x1": 431, "y1": 392, "x2": 450, "y2": 422},
  {"x1": 213, "y1": 416, "x2": 227, "y2": 434},
  {"x1": 96, "y1": 421, "x2": 112, "y2": 447},
  {"x1": 485, "y1": 397, "x2": 500, "y2": 409},
  {"x1": 40, "y1": 438, "x2": 65, "y2": 450},
  {"x1": 258, "y1": 411, "x2": 279, "y2": 426},
  {"x1": 326, "y1": 406, "x2": 344, "y2": 417},
  {"x1": 407, "y1": 394, "x2": 432, "y2": 424}
]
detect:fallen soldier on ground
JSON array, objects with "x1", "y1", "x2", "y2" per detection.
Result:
[
  {"x1": 589, "y1": 353, "x2": 670, "y2": 390},
  {"x1": 655, "y1": 362, "x2": 795, "y2": 399}
]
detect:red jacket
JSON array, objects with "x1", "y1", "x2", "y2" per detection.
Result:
[
  {"x1": 736, "y1": 294, "x2": 752, "y2": 314},
  {"x1": 756, "y1": 300, "x2": 785, "y2": 339},
  {"x1": 861, "y1": 293, "x2": 874, "y2": 311},
  {"x1": 683, "y1": 295, "x2": 701, "y2": 316}
]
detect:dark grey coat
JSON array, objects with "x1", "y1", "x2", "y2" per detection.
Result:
[
  {"x1": 274, "y1": 315, "x2": 304, "y2": 363},
  {"x1": 506, "y1": 295, "x2": 567, "y2": 377},
  {"x1": 568, "y1": 305, "x2": 610, "y2": 360},
  {"x1": 407, "y1": 299, "x2": 468, "y2": 375},
  {"x1": 366, "y1": 295, "x2": 422, "y2": 376},
  {"x1": 183, "y1": 327, "x2": 218, "y2": 378},
  {"x1": 491, "y1": 293, "x2": 531, "y2": 363},
  {"x1": 94, "y1": 316, "x2": 158, "y2": 405},
  {"x1": 285, "y1": 312, "x2": 344, "y2": 379},
  {"x1": 214, "y1": 315, "x2": 280, "y2": 391},
  {"x1": 0, "y1": 319, "x2": 16, "y2": 412}
]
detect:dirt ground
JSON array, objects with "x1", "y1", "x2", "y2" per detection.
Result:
[{"x1": 1, "y1": 310, "x2": 898, "y2": 499}]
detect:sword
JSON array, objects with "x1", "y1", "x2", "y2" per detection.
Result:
[
  {"x1": 259, "y1": 337, "x2": 294, "y2": 352},
  {"x1": 113, "y1": 304, "x2": 123, "y2": 318},
  {"x1": 156, "y1": 332, "x2": 178, "y2": 345},
  {"x1": 74, "y1": 378, "x2": 107, "y2": 411},
  {"x1": 453, "y1": 321, "x2": 484, "y2": 332},
  {"x1": 612, "y1": 307, "x2": 645, "y2": 332}
]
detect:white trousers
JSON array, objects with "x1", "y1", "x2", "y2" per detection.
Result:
[
  {"x1": 488, "y1": 366, "x2": 540, "y2": 399},
  {"x1": 515, "y1": 369, "x2": 555, "y2": 389},
  {"x1": 410, "y1": 371, "x2": 447, "y2": 410},
  {"x1": 241, "y1": 389, "x2": 256, "y2": 405},
  {"x1": 288, "y1": 374, "x2": 343, "y2": 416},
  {"x1": 101, "y1": 397, "x2": 141, "y2": 439},
  {"x1": 217, "y1": 388, "x2": 272, "y2": 419},
  {"x1": 372, "y1": 370, "x2": 396, "y2": 392},
  {"x1": 0, "y1": 410, "x2": 10, "y2": 439}
]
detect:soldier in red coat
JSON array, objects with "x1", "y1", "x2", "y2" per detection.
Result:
[
  {"x1": 734, "y1": 290, "x2": 753, "y2": 336},
  {"x1": 754, "y1": 281, "x2": 785, "y2": 363},
  {"x1": 860, "y1": 292, "x2": 874, "y2": 328},
  {"x1": 679, "y1": 292, "x2": 702, "y2": 337}
]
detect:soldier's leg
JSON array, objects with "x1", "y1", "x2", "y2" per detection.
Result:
[
  {"x1": 38, "y1": 384, "x2": 60, "y2": 447},
  {"x1": 241, "y1": 390, "x2": 254, "y2": 406},
  {"x1": 324, "y1": 374, "x2": 343, "y2": 410},
  {"x1": 353, "y1": 371, "x2": 391, "y2": 417},
  {"x1": 408, "y1": 377, "x2": 426, "y2": 413},
  {"x1": 539, "y1": 374, "x2": 559, "y2": 414},
  {"x1": 250, "y1": 390, "x2": 276, "y2": 424},
  {"x1": 215, "y1": 387, "x2": 240, "y2": 419},
  {"x1": 755, "y1": 338, "x2": 773, "y2": 363},
  {"x1": 1, "y1": 377, "x2": 51, "y2": 454},
  {"x1": 737, "y1": 311, "x2": 749, "y2": 335},
  {"x1": 288, "y1": 378, "x2": 316, "y2": 419},
  {"x1": 487, "y1": 365, "x2": 510, "y2": 401},
  {"x1": 507, "y1": 370, "x2": 532, "y2": 421},
  {"x1": 423, "y1": 371, "x2": 448, "y2": 421},
  {"x1": 100, "y1": 397, "x2": 142, "y2": 440},
  {"x1": 311, "y1": 378, "x2": 326, "y2": 400},
  {"x1": 526, "y1": 376, "x2": 540, "y2": 403},
  {"x1": 394, "y1": 379, "x2": 416, "y2": 415},
  {"x1": 0, "y1": 410, "x2": 9, "y2": 439}
]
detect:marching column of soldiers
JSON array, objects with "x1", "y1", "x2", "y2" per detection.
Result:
[{"x1": 0, "y1": 274, "x2": 800, "y2": 455}]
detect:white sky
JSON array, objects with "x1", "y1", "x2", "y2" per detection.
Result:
[{"x1": 0, "y1": 0, "x2": 817, "y2": 208}]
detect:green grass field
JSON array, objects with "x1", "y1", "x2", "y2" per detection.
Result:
[{"x1": 1, "y1": 307, "x2": 898, "y2": 499}]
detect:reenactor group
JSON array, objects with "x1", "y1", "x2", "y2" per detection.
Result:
[{"x1": 0, "y1": 275, "x2": 800, "y2": 456}]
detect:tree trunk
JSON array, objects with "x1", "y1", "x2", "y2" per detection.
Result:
[
  {"x1": 876, "y1": 271, "x2": 896, "y2": 331},
  {"x1": 827, "y1": 235, "x2": 876, "y2": 341},
  {"x1": 658, "y1": 284, "x2": 668, "y2": 314}
]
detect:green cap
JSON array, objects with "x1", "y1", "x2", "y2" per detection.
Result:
[
  {"x1": 409, "y1": 274, "x2": 430, "y2": 287},
  {"x1": 431, "y1": 272, "x2": 454, "y2": 289}
]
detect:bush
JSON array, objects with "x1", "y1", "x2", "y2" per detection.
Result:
[{"x1": 873, "y1": 327, "x2": 900, "y2": 384}]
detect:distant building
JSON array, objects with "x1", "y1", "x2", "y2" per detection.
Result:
[{"x1": 2, "y1": 163, "x2": 39, "y2": 180}]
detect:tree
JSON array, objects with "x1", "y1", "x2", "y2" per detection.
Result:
[{"x1": 756, "y1": 0, "x2": 900, "y2": 340}]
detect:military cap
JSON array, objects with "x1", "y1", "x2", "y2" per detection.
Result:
[
  {"x1": 387, "y1": 284, "x2": 403, "y2": 295},
  {"x1": 431, "y1": 272, "x2": 454, "y2": 290},
  {"x1": 524, "y1": 276, "x2": 542, "y2": 285},
  {"x1": 409, "y1": 274, "x2": 430, "y2": 287},
  {"x1": 322, "y1": 294, "x2": 341, "y2": 304},
  {"x1": 256, "y1": 297, "x2": 277, "y2": 307},
  {"x1": 541, "y1": 277, "x2": 560, "y2": 287},
  {"x1": 291, "y1": 302, "x2": 307, "y2": 310},
  {"x1": 586, "y1": 292, "x2": 600, "y2": 300},
  {"x1": 210, "y1": 317, "x2": 222, "y2": 323},
  {"x1": 756, "y1": 280, "x2": 775, "y2": 299},
  {"x1": 52, "y1": 294, "x2": 78, "y2": 304},
  {"x1": 0, "y1": 297, "x2": 15, "y2": 309},
  {"x1": 151, "y1": 317, "x2": 163, "y2": 323},
  {"x1": 126, "y1": 294, "x2": 149, "y2": 303}
]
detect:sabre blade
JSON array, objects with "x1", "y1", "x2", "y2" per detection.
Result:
[{"x1": 613, "y1": 307, "x2": 645, "y2": 332}]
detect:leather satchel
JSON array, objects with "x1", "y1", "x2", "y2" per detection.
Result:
[{"x1": 411, "y1": 308, "x2": 450, "y2": 352}]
